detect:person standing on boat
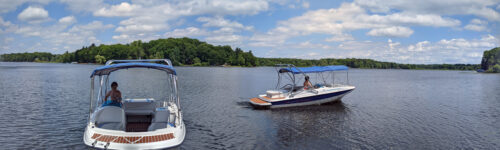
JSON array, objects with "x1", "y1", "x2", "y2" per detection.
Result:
[
  {"x1": 304, "y1": 76, "x2": 313, "y2": 90},
  {"x1": 103, "y1": 82, "x2": 122, "y2": 107}
]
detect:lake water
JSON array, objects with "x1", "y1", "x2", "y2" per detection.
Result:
[{"x1": 0, "y1": 62, "x2": 499, "y2": 149}]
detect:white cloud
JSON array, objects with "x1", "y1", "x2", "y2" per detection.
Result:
[
  {"x1": 58, "y1": 16, "x2": 76, "y2": 24},
  {"x1": 9, "y1": 20, "x2": 115, "y2": 53},
  {"x1": 0, "y1": 0, "x2": 28, "y2": 13},
  {"x1": 464, "y1": 19, "x2": 488, "y2": 31},
  {"x1": 0, "y1": 0, "x2": 52, "y2": 14},
  {"x1": 164, "y1": 27, "x2": 209, "y2": 38},
  {"x1": 176, "y1": 0, "x2": 270, "y2": 16},
  {"x1": 325, "y1": 33, "x2": 354, "y2": 42},
  {"x1": 0, "y1": 18, "x2": 9, "y2": 26},
  {"x1": 69, "y1": 21, "x2": 114, "y2": 32},
  {"x1": 362, "y1": 13, "x2": 461, "y2": 27},
  {"x1": 15, "y1": 26, "x2": 41, "y2": 36},
  {"x1": 354, "y1": 0, "x2": 500, "y2": 21},
  {"x1": 60, "y1": 0, "x2": 105, "y2": 13},
  {"x1": 111, "y1": 34, "x2": 130, "y2": 41},
  {"x1": 96, "y1": 0, "x2": 272, "y2": 42},
  {"x1": 17, "y1": 6, "x2": 49, "y2": 23},
  {"x1": 253, "y1": 34, "x2": 498, "y2": 64},
  {"x1": 250, "y1": 3, "x2": 459, "y2": 47},
  {"x1": 367, "y1": 26, "x2": 414, "y2": 37},
  {"x1": 297, "y1": 41, "x2": 331, "y2": 49},
  {"x1": 164, "y1": 22, "x2": 247, "y2": 47},
  {"x1": 94, "y1": 2, "x2": 141, "y2": 17},
  {"x1": 381, "y1": 35, "x2": 498, "y2": 63},
  {"x1": 437, "y1": 35, "x2": 497, "y2": 48},
  {"x1": 115, "y1": 24, "x2": 167, "y2": 33},
  {"x1": 407, "y1": 41, "x2": 430, "y2": 52},
  {"x1": 388, "y1": 38, "x2": 400, "y2": 51},
  {"x1": 197, "y1": 16, "x2": 252, "y2": 30},
  {"x1": 302, "y1": 1, "x2": 310, "y2": 9},
  {"x1": 205, "y1": 34, "x2": 243, "y2": 45}
]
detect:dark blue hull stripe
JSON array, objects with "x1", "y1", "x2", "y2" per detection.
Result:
[{"x1": 271, "y1": 89, "x2": 353, "y2": 105}]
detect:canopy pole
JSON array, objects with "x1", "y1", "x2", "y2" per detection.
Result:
[
  {"x1": 332, "y1": 72, "x2": 335, "y2": 85},
  {"x1": 171, "y1": 74, "x2": 175, "y2": 105},
  {"x1": 347, "y1": 71, "x2": 349, "y2": 85},
  {"x1": 174, "y1": 75, "x2": 181, "y2": 127},
  {"x1": 104, "y1": 75, "x2": 109, "y2": 100},
  {"x1": 97, "y1": 76, "x2": 104, "y2": 104},
  {"x1": 89, "y1": 77, "x2": 94, "y2": 121}
]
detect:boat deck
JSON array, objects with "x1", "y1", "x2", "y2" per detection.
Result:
[
  {"x1": 90, "y1": 133, "x2": 175, "y2": 144},
  {"x1": 126, "y1": 115, "x2": 151, "y2": 132}
]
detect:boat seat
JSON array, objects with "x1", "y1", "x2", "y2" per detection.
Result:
[
  {"x1": 98, "y1": 122, "x2": 123, "y2": 130},
  {"x1": 94, "y1": 106, "x2": 126, "y2": 131},
  {"x1": 148, "y1": 107, "x2": 170, "y2": 131},
  {"x1": 123, "y1": 98, "x2": 156, "y2": 115}
]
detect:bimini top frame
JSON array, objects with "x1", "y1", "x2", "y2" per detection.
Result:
[
  {"x1": 90, "y1": 59, "x2": 176, "y2": 77},
  {"x1": 88, "y1": 59, "x2": 181, "y2": 122},
  {"x1": 278, "y1": 65, "x2": 348, "y2": 74},
  {"x1": 274, "y1": 64, "x2": 350, "y2": 96}
]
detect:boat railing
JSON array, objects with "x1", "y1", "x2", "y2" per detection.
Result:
[{"x1": 105, "y1": 59, "x2": 173, "y2": 66}]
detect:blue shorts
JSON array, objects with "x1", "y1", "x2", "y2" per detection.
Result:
[{"x1": 102, "y1": 100, "x2": 122, "y2": 107}]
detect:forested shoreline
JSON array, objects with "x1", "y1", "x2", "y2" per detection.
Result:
[
  {"x1": 480, "y1": 47, "x2": 500, "y2": 73},
  {"x1": 0, "y1": 37, "x2": 482, "y2": 70}
]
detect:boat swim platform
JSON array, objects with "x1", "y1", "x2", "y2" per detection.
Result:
[
  {"x1": 249, "y1": 97, "x2": 272, "y2": 108},
  {"x1": 91, "y1": 133, "x2": 175, "y2": 144}
]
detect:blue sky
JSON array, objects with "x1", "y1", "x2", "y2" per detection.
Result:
[{"x1": 0, "y1": 0, "x2": 499, "y2": 64}]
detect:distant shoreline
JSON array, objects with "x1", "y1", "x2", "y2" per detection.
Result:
[
  {"x1": 0, "y1": 37, "x2": 482, "y2": 71},
  {"x1": 0, "y1": 61, "x2": 482, "y2": 72}
]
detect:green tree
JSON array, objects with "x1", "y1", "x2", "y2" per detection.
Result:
[{"x1": 95, "y1": 55, "x2": 106, "y2": 64}]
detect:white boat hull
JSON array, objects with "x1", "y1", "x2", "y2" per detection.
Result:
[
  {"x1": 271, "y1": 90, "x2": 351, "y2": 108},
  {"x1": 83, "y1": 122, "x2": 185, "y2": 150},
  {"x1": 250, "y1": 85, "x2": 355, "y2": 109}
]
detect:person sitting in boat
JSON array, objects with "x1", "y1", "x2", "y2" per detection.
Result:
[
  {"x1": 303, "y1": 76, "x2": 314, "y2": 90},
  {"x1": 103, "y1": 82, "x2": 122, "y2": 107}
]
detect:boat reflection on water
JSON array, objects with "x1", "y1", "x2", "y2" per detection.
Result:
[{"x1": 263, "y1": 102, "x2": 354, "y2": 149}]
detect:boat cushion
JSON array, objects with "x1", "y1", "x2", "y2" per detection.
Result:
[
  {"x1": 148, "y1": 123, "x2": 167, "y2": 131},
  {"x1": 123, "y1": 98, "x2": 156, "y2": 115},
  {"x1": 98, "y1": 122, "x2": 123, "y2": 130},
  {"x1": 94, "y1": 106, "x2": 125, "y2": 131},
  {"x1": 147, "y1": 108, "x2": 170, "y2": 131},
  {"x1": 152, "y1": 107, "x2": 170, "y2": 123}
]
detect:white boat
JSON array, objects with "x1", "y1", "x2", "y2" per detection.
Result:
[
  {"x1": 83, "y1": 59, "x2": 185, "y2": 149},
  {"x1": 250, "y1": 64, "x2": 355, "y2": 108}
]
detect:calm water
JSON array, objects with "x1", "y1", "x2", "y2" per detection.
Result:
[{"x1": 0, "y1": 62, "x2": 499, "y2": 149}]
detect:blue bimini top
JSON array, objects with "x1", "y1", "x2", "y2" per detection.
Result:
[
  {"x1": 90, "y1": 62, "x2": 176, "y2": 77},
  {"x1": 279, "y1": 65, "x2": 348, "y2": 74}
]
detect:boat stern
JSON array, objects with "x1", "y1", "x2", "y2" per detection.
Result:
[{"x1": 84, "y1": 124, "x2": 185, "y2": 150}]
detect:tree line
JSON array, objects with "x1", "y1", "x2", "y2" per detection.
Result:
[
  {"x1": 480, "y1": 47, "x2": 500, "y2": 73},
  {"x1": 257, "y1": 58, "x2": 479, "y2": 70},
  {"x1": 1, "y1": 38, "x2": 257, "y2": 66},
  {"x1": 0, "y1": 37, "x2": 482, "y2": 70}
]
